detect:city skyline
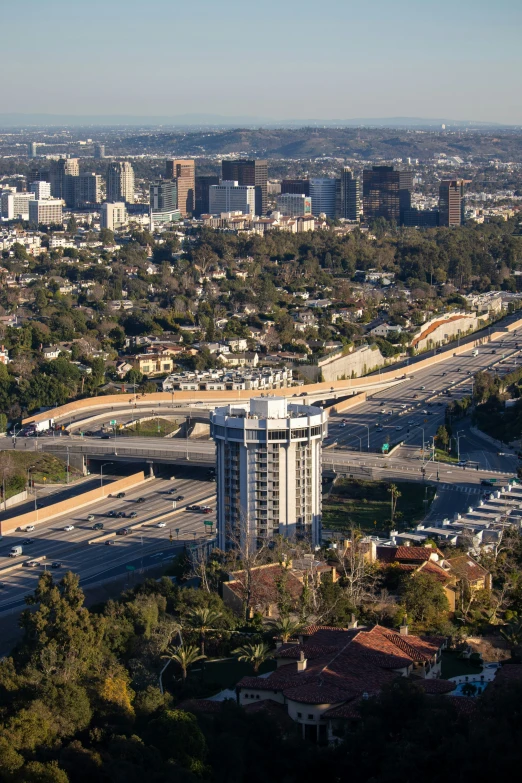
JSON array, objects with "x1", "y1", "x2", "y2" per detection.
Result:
[{"x1": 3, "y1": 0, "x2": 522, "y2": 125}]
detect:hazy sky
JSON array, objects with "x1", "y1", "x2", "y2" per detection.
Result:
[{"x1": 3, "y1": 0, "x2": 522, "y2": 123}]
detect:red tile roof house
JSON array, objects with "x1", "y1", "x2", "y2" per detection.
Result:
[
  {"x1": 222, "y1": 560, "x2": 336, "y2": 619},
  {"x1": 236, "y1": 623, "x2": 448, "y2": 743}
]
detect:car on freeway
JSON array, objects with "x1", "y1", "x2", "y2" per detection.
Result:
[
  {"x1": 63, "y1": 525, "x2": 74, "y2": 532},
  {"x1": 93, "y1": 522, "x2": 104, "y2": 530},
  {"x1": 101, "y1": 434, "x2": 111, "y2": 440},
  {"x1": 116, "y1": 492, "x2": 126, "y2": 499},
  {"x1": 201, "y1": 506, "x2": 212, "y2": 514},
  {"x1": 167, "y1": 488, "x2": 177, "y2": 495},
  {"x1": 108, "y1": 510, "x2": 117, "y2": 517},
  {"x1": 129, "y1": 511, "x2": 137, "y2": 518},
  {"x1": 407, "y1": 420, "x2": 415, "y2": 425},
  {"x1": 25, "y1": 525, "x2": 35, "y2": 532},
  {"x1": 186, "y1": 505, "x2": 200, "y2": 512},
  {"x1": 380, "y1": 401, "x2": 385, "y2": 406},
  {"x1": 25, "y1": 560, "x2": 40, "y2": 568},
  {"x1": 87, "y1": 514, "x2": 95, "y2": 522},
  {"x1": 23, "y1": 539, "x2": 34, "y2": 545},
  {"x1": 497, "y1": 452, "x2": 506, "y2": 457},
  {"x1": 157, "y1": 522, "x2": 166, "y2": 528},
  {"x1": 175, "y1": 495, "x2": 184, "y2": 501},
  {"x1": 0, "y1": 582, "x2": 6, "y2": 589},
  {"x1": 421, "y1": 410, "x2": 428, "y2": 415},
  {"x1": 117, "y1": 527, "x2": 130, "y2": 536},
  {"x1": 395, "y1": 426, "x2": 403, "y2": 431},
  {"x1": 116, "y1": 511, "x2": 126, "y2": 518},
  {"x1": 136, "y1": 497, "x2": 145, "y2": 503},
  {"x1": 105, "y1": 540, "x2": 115, "y2": 546},
  {"x1": 51, "y1": 562, "x2": 62, "y2": 569}
]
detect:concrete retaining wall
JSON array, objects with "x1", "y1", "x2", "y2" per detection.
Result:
[
  {"x1": 0, "y1": 471, "x2": 147, "y2": 535},
  {"x1": 2, "y1": 490, "x2": 28, "y2": 510},
  {"x1": 326, "y1": 393, "x2": 367, "y2": 417},
  {"x1": 299, "y1": 345, "x2": 388, "y2": 383}
]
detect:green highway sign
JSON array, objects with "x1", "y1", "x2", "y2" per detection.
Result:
[
  {"x1": 204, "y1": 520, "x2": 214, "y2": 527},
  {"x1": 126, "y1": 565, "x2": 136, "y2": 571},
  {"x1": 110, "y1": 420, "x2": 117, "y2": 426},
  {"x1": 382, "y1": 443, "x2": 390, "y2": 454}
]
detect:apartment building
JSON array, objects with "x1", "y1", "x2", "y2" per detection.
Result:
[
  {"x1": 210, "y1": 396, "x2": 327, "y2": 549},
  {"x1": 28, "y1": 199, "x2": 63, "y2": 225}
]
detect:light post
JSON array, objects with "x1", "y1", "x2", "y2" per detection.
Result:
[
  {"x1": 66, "y1": 446, "x2": 70, "y2": 485},
  {"x1": 354, "y1": 435, "x2": 362, "y2": 452},
  {"x1": 28, "y1": 470, "x2": 38, "y2": 521},
  {"x1": 1, "y1": 469, "x2": 7, "y2": 512},
  {"x1": 100, "y1": 462, "x2": 112, "y2": 495},
  {"x1": 456, "y1": 430, "x2": 465, "y2": 463},
  {"x1": 361, "y1": 424, "x2": 370, "y2": 450},
  {"x1": 415, "y1": 426, "x2": 425, "y2": 456}
]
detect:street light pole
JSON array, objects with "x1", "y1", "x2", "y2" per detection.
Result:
[
  {"x1": 456, "y1": 430, "x2": 465, "y2": 463},
  {"x1": 362, "y1": 424, "x2": 370, "y2": 450},
  {"x1": 100, "y1": 462, "x2": 112, "y2": 495}
]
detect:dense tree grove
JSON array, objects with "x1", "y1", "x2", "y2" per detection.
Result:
[
  {"x1": 1, "y1": 566, "x2": 522, "y2": 783},
  {"x1": 1, "y1": 219, "x2": 521, "y2": 422}
]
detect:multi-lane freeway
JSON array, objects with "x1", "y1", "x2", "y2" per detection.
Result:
[
  {"x1": 327, "y1": 329, "x2": 522, "y2": 472},
  {"x1": 0, "y1": 467, "x2": 216, "y2": 616}
]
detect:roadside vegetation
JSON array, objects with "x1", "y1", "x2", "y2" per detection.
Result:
[{"x1": 322, "y1": 478, "x2": 435, "y2": 533}]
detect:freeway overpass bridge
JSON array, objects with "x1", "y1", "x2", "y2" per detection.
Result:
[{"x1": 24, "y1": 311, "x2": 522, "y2": 434}]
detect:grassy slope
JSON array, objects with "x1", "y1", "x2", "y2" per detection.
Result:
[{"x1": 323, "y1": 478, "x2": 435, "y2": 535}]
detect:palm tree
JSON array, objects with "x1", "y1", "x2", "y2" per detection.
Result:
[
  {"x1": 161, "y1": 643, "x2": 206, "y2": 682},
  {"x1": 186, "y1": 606, "x2": 223, "y2": 655},
  {"x1": 267, "y1": 616, "x2": 303, "y2": 643},
  {"x1": 232, "y1": 642, "x2": 271, "y2": 674}
]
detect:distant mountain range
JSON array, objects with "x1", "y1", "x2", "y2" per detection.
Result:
[{"x1": 0, "y1": 113, "x2": 516, "y2": 129}]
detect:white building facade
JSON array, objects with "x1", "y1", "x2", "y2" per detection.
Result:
[
  {"x1": 100, "y1": 202, "x2": 127, "y2": 231},
  {"x1": 209, "y1": 181, "x2": 256, "y2": 215},
  {"x1": 28, "y1": 198, "x2": 63, "y2": 224},
  {"x1": 30, "y1": 181, "x2": 51, "y2": 200},
  {"x1": 210, "y1": 396, "x2": 327, "y2": 549}
]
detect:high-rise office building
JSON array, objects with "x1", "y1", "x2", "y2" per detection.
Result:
[
  {"x1": 281, "y1": 179, "x2": 310, "y2": 197},
  {"x1": 28, "y1": 142, "x2": 38, "y2": 158},
  {"x1": 209, "y1": 181, "x2": 256, "y2": 215},
  {"x1": 276, "y1": 193, "x2": 312, "y2": 217},
  {"x1": 210, "y1": 396, "x2": 327, "y2": 549},
  {"x1": 29, "y1": 199, "x2": 63, "y2": 225},
  {"x1": 439, "y1": 179, "x2": 466, "y2": 227},
  {"x1": 94, "y1": 143, "x2": 105, "y2": 160},
  {"x1": 362, "y1": 166, "x2": 412, "y2": 224},
  {"x1": 149, "y1": 179, "x2": 180, "y2": 225},
  {"x1": 30, "y1": 181, "x2": 51, "y2": 200},
  {"x1": 195, "y1": 175, "x2": 220, "y2": 217},
  {"x1": 309, "y1": 178, "x2": 337, "y2": 218},
  {"x1": 106, "y1": 161, "x2": 135, "y2": 204},
  {"x1": 221, "y1": 159, "x2": 268, "y2": 216},
  {"x1": 49, "y1": 158, "x2": 79, "y2": 202},
  {"x1": 1, "y1": 191, "x2": 35, "y2": 220},
  {"x1": 100, "y1": 202, "x2": 127, "y2": 231},
  {"x1": 165, "y1": 159, "x2": 195, "y2": 217},
  {"x1": 339, "y1": 167, "x2": 361, "y2": 221},
  {"x1": 73, "y1": 173, "x2": 102, "y2": 208}
]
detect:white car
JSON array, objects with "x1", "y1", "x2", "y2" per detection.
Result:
[
  {"x1": 25, "y1": 560, "x2": 39, "y2": 568},
  {"x1": 395, "y1": 426, "x2": 403, "y2": 431},
  {"x1": 63, "y1": 525, "x2": 75, "y2": 532},
  {"x1": 156, "y1": 522, "x2": 166, "y2": 528},
  {"x1": 25, "y1": 525, "x2": 35, "y2": 532}
]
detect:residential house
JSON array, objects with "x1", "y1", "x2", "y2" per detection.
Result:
[
  {"x1": 0, "y1": 346, "x2": 9, "y2": 365},
  {"x1": 126, "y1": 353, "x2": 175, "y2": 377},
  {"x1": 223, "y1": 561, "x2": 336, "y2": 619},
  {"x1": 220, "y1": 351, "x2": 259, "y2": 368},
  {"x1": 236, "y1": 623, "x2": 448, "y2": 743}
]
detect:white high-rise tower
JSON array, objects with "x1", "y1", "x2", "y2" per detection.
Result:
[{"x1": 210, "y1": 396, "x2": 326, "y2": 549}]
